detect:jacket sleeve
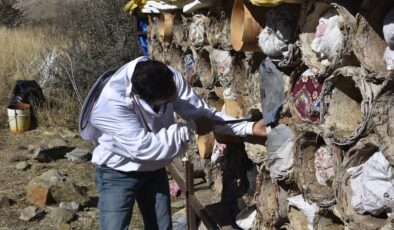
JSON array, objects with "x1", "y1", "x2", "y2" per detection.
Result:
[
  {"x1": 171, "y1": 68, "x2": 248, "y2": 137},
  {"x1": 90, "y1": 88, "x2": 189, "y2": 163}
]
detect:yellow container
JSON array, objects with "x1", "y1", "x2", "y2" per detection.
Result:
[{"x1": 7, "y1": 103, "x2": 31, "y2": 134}]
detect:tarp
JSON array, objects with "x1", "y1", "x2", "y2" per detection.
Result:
[
  {"x1": 137, "y1": 18, "x2": 149, "y2": 56},
  {"x1": 259, "y1": 58, "x2": 285, "y2": 125}
]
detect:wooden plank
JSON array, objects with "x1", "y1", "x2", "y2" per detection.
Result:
[
  {"x1": 167, "y1": 162, "x2": 186, "y2": 192},
  {"x1": 167, "y1": 161, "x2": 237, "y2": 229}
]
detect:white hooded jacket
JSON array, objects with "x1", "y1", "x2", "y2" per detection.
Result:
[{"x1": 80, "y1": 57, "x2": 251, "y2": 171}]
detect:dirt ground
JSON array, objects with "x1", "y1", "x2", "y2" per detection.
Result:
[{"x1": 0, "y1": 126, "x2": 146, "y2": 229}]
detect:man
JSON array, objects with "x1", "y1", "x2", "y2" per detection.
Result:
[{"x1": 79, "y1": 56, "x2": 268, "y2": 230}]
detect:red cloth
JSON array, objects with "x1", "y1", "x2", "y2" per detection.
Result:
[{"x1": 291, "y1": 70, "x2": 322, "y2": 123}]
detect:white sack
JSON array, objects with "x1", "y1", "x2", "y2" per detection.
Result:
[
  {"x1": 347, "y1": 151, "x2": 394, "y2": 216},
  {"x1": 311, "y1": 9, "x2": 343, "y2": 63},
  {"x1": 236, "y1": 206, "x2": 257, "y2": 230},
  {"x1": 268, "y1": 138, "x2": 294, "y2": 180},
  {"x1": 383, "y1": 8, "x2": 394, "y2": 48},
  {"x1": 384, "y1": 46, "x2": 394, "y2": 71}
]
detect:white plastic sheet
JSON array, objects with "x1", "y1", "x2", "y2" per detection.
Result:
[
  {"x1": 311, "y1": 9, "x2": 343, "y2": 63},
  {"x1": 384, "y1": 47, "x2": 394, "y2": 70},
  {"x1": 140, "y1": 0, "x2": 215, "y2": 14},
  {"x1": 347, "y1": 151, "x2": 394, "y2": 216},
  {"x1": 383, "y1": 8, "x2": 394, "y2": 48},
  {"x1": 287, "y1": 195, "x2": 318, "y2": 230},
  {"x1": 236, "y1": 206, "x2": 257, "y2": 230}
]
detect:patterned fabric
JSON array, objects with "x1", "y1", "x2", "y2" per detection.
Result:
[
  {"x1": 314, "y1": 146, "x2": 334, "y2": 186},
  {"x1": 291, "y1": 70, "x2": 322, "y2": 123},
  {"x1": 183, "y1": 54, "x2": 195, "y2": 83}
]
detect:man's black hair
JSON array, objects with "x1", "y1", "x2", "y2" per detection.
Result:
[{"x1": 131, "y1": 60, "x2": 176, "y2": 103}]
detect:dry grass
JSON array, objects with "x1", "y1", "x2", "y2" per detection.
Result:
[
  {"x1": 0, "y1": 25, "x2": 57, "y2": 99},
  {"x1": 0, "y1": 25, "x2": 81, "y2": 128}
]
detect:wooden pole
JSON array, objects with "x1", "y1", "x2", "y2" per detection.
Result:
[{"x1": 186, "y1": 160, "x2": 198, "y2": 230}]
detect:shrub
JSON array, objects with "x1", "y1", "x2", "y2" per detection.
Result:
[
  {"x1": 0, "y1": 0, "x2": 22, "y2": 27},
  {"x1": 58, "y1": 0, "x2": 139, "y2": 99}
]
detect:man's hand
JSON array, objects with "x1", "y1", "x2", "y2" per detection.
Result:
[
  {"x1": 252, "y1": 119, "x2": 269, "y2": 137},
  {"x1": 194, "y1": 117, "x2": 216, "y2": 135}
]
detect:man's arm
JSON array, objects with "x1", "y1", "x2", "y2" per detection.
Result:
[
  {"x1": 171, "y1": 67, "x2": 266, "y2": 137},
  {"x1": 91, "y1": 88, "x2": 190, "y2": 163}
]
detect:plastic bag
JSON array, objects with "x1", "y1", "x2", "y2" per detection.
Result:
[
  {"x1": 258, "y1": 5, "x2": 295, "y2": 58},
  {"x1": 383, "y1": 8, "x2": 394, "y2": 48},
  {"x1": 311, "y1": 9, "x2": 343, "y2": 63},
  {"x1": 267, "y1": 124, "x2": 294, "y2": 180},
  {"x1": 347, "y1": 151, "x2": 394, "y2": 216},
  {"x1": 384, "y1": 46, "x2": 394, "y2": 71},
  {"x1": 287, "y1": 195, "x2": 318, "y2": 230},
  {"x1": 249, "y1": 0, "x2": 305, "y2": 7},
  {"x1": 10, "y1": 80, "x2": 46, "y2": 107},
  {"x1": 236, "y1": 206, "x2": 257, "y2": 230},
  {"x1": 183, "y1": 0, "x2": 216, "y2": 13}
]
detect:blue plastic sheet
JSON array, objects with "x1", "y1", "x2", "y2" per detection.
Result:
[{"x1": 137, "y1": 17, "x2": 149, "y2": 56}]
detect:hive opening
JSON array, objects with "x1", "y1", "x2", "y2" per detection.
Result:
[
  {"x1": 197, "y1": 48, "x2": 215, "y2": 89},
  {"x1": 299, "y1": 2, "x2": 357, "y2": 77},
  {"x1": 325, "y1": 77, "x2": 362, "y2": 139},
  {"x1": 336, "y1": 137, "x2": 390, "y2": 229},
  {"x1": 294, "y1": 132, "x2": 340, "y2": 206}
]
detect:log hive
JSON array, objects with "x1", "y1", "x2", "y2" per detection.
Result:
[
  {"x1": 320, "y1": 67, "x2": 373, "y2": 146},
  {"x1": 299, "y1": 1, "x2": 358, "y2": 79},
  {"x1": 334, "y1": 135, "x2": 387, "y2": 230},
  {"x1": 146, "y1": 0, "x2": 394, "y2": 228},
  {"x1": 353, "y1": 0, "x2": 394, "y2": 82},
  {"x1": 293, "y1": 131, "x2": 342, "y2": 207}
]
